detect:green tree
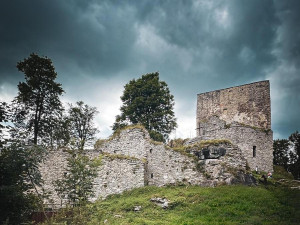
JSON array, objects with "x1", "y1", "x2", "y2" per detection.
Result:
[
  {"x1": 273, "y1": 131, "x2": 300, "y2": 179},
  {"x1": 273, "y1": 139, "x2": 290, "y2": 169},
  {"x1": 289, "y1": 131, "x2": 300, "y2": 179},
  {"x1": 51, "y1": 114, "x2": 72, "y2": 148},
  {"x1": 68, "y1": 101, "x2": 99, "y2": 150},
  {"x1": 0, "y1": 101, "x2": 9, "y2": 147},
  {"x1": 113, "y1": 72, "x2": 177, "y2": 142},
  {"x1": 0, "y1": 142, "x2": 47, "y2": 224},
  {"x1": 54, "y1": 152, "x2": 100, "y2": 206},
  {"x1": 13, "y1": 53, "x2": 64, "y2": 145}
]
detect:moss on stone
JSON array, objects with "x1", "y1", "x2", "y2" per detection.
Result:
[
  {"x1": 237, "y1": 122, "x2": 271, "y2": 134},
  {"x1": 94, "y1": 139, "x2": 107, "y2": 149},
  {"x1": 106, "y1": 124, "x2": 148, "y2": 141},
  {"x1": 102, "y1": 152, "x2": 142, "y2": 162}
]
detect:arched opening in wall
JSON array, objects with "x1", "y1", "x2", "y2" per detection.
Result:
[
  {"x1": 253, "y1": 146, "x2": 256, "y2": 157},
  {"x1": 150, "y1": 148, "x2": 152, "y2": 153},
  {"x1": 151, "y1": 173, "x2": 153, "y2": 178}
]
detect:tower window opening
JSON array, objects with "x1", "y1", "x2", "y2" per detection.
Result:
[
  {"x1": 253, "y1": 146, "x2": 256, "y2": 157},
  {"x1": 151, "y1": 173, "x2": 153, "y2": 178}
]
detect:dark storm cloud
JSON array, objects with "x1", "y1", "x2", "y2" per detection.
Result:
[
  {"x1": 268, "y1": 1, "x2": 300, "y2": 139},
  {"x1": 130, "y1": 0, "x2": 279, "y2": 88},
  {"x1": 0, "y1": 0, "x2": 138, "y2": 84},
  {"x1": 0, "y1": 0, "x2": 299, "y2": 138}
]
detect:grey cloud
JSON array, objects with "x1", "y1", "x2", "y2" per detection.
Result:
[{"x1": 0, "y1": 0, "x2": 299, "y2": 139}]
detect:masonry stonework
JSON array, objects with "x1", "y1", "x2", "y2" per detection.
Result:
[
  {"x1": 39, "y1": 127, "x2": 254, "y2": 207},
  {"x1": 196, "y1": 81, "x2": 273, "y2": 172}
]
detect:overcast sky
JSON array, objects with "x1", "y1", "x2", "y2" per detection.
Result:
[{"x1": 0, "y1": 0, "x2": 299, "y2": 140}]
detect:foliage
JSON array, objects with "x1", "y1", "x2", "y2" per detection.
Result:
[
  {"x1": 273, "y1": 165, "x2": 294, "y2": 180},
  {"x1": 94, "y1": 138, "x2": 106, "y2": 149},
  {"x1": 54, "y1": 152, "x2": 101, "y2": 206},
  {"x1": 168, "y1": 138, "x2": 189, "y2": 148},
  {"x1": 50, "y1": 113, "x2": 72, "y2": 149},
  {"x1": 0, "y1": 101, "x2": 9, "y2": 147},
  {"x1": 113, "y1": 72, "x2": 177, "y2": 142},
  {"x1": 41, "y1": 185, "x2": 300, "y2": 225},
  {"x1": 0, "y1": 142, "x2": 47, "y2": 224},
  {"x1": 68, "y1": 101, "x2": 99, "y2": 150},
  {"x1": 288, "y1": 131, "x2": 300, "y2": 179},
  {"x1": 273, "y1": 139, "x2": 290, "y2": 169},
  {"x1": 12, "y1": 53, "x2": 64, "y2": 145},
  {"x1": 273, "y1": 131, "x2": 300, "y2": 179}
]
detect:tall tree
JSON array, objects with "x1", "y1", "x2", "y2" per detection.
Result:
[
  {"x1": 113, "y1": 72, "x2": 177, "y2": 142},
  {"x1": 273, "y1": 139, "x2": 290, "y2": 169},
  {"x1": 14, "y1": 53, "x2": 64, "y2": 145},
  {"x1": 68, "y1": 101, "x2": 99, "y2": 150},
  {"x1": 273, "y1": 131, "x2": 300, "y2": 179},
  {"x1": 289, "y1": 131, "x2": 300, "y2": 179},
  {"x1": 0, "y1": 101, "x2": 9, "y2": 147}
]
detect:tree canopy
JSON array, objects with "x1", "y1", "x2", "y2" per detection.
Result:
[
  {"x1": 113, "y1": 72, "x2": 177, "y2": 142},
  {"x1": 273, "y1": 131, "x2": 300, "y2": 179},
  {"x1": 68, "y1": 101, "x2": 99, "y2": 150},
  {"x1": 13, "y1": 53, "x2": 64, "y2": 145}
]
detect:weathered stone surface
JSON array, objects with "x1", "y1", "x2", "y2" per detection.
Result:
[
  {"x1": 39, "y1": 127, "x2": 255, "y2": 208},
  {"x1": 192, "y1": 116, "x2": 273, "y2": 172},
  {"x1": 196, "y1": 80, "x2": 271, "y2": 130},
  {"x1": 195, "y1": 81, "x2": 273, "y2": 172},
  {"x1": 150, "y1": 197, "x2": 170, "y2": 209},
  {"x1": 39, "y1": 148, "x2": 144, "y2": 207},
  {"x1": 134, "y1": 205, "x2": 142, "y2": 211}
]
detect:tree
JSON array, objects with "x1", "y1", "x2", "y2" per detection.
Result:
[
  {"x1": 0, "y1": 142, "x2": 47, "y2": 224},
  {"x1": 54, "y1": 152, "x2": 100, "y2": 206},
  {"x1": 13, "y1": 53, "x2": 64, "y2": 145},
  {"x1": 0, "y1": 101, "x2": 9, "y2": 147},
  {"x1": 273, "y1": 139, "x2": 290, "y2": 169},
  {"x1": 273, "y1": 131, "x2": 300, "y2": 179},
  {"x1": 289, "y1": 131, "x2": 300, "y2": 179},
  {"x1": 113, "y1": 72, "x2": 177, "y2": 142},
  {"x1": 68, "y1": 101, "x2": 99, "y2": 150}
]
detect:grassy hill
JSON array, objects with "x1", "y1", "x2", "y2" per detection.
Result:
[{"x1": 42, "y1": 183, "x2": 300, "y2": 225}]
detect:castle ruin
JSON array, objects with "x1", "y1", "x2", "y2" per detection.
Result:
[
  {"x1": 195, "y1": 80, "x2": 273, "y2": 172},
  {"x1": 39, "y1": 80, "x2": 272, "y2": 207}
]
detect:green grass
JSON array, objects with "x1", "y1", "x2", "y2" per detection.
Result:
[{"x1": 42, "y1": 185, "x2": 300, "y2": 225}]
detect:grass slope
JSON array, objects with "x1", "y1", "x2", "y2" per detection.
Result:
[{"x1": 43, "y1": 185, "x2": 300, "y2": 225}]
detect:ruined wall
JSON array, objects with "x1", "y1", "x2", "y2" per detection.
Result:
[
  {"x1": 98, "y1": 127, "x2": 149, "y2": 160},
  {"x1": 196, "y1": 81, "x2": 273, "y2": 172},
  {"x1": 93, "y1": 156, "x2": 144, "y2": 199},
  {"x1": 194, "y1": 116, "x2": 273, "y2": 172},
  {"x1": 196, "y1": 80, "x2": 271, "y2": 136},
  {"x1": 39, "y1": 150, "x2": 144, "y2": 207},
  {"x1": 145, "y1": 143, "x2": 206, "y2": 186},
  {"x1": 40, "y1": 127, "x2": 254, "y2": 208},
  {"x1": 98, "y1": 128, "x2": 250, "y2": 187},
  {"x1": 97, "y1": 128, "x2": 209, "y2": 186}
]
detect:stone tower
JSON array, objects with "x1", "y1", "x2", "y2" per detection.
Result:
[{"x1": 196, "y1": 81, "x2": 273, "y2": 172}]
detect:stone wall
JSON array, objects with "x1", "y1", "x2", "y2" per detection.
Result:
[
  {"x1": 97, "y1": 128, "x2": 208, "y2": 186},
  {"x1": 98, "y1": 127, "x2": 149, "y2": 160},
  {"x1": 191, "y1": 116, "x2": 273, "y2": 172},
  {"x1": 93, "y1": 156, "x2": 144, "y2": 199},
  {"x1": 39, "y1": 149, "x2": 145, "y2": 207},
  {"x1": 196, "y1": 80, "x2": 271, "y2": 136},
  {"x1": 145, "y1": 143, "x2": 206, "y2": 186},
  {"x1": 97, "y1": 127, "x2": 251, "y2": 187},
  {"x1": 40, "y1": 127, "x2": 255, "y2": 208}
]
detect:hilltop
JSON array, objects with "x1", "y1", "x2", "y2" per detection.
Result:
[{"x1": 42, "y1": 166, "x2": 300, "y2": 225}]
